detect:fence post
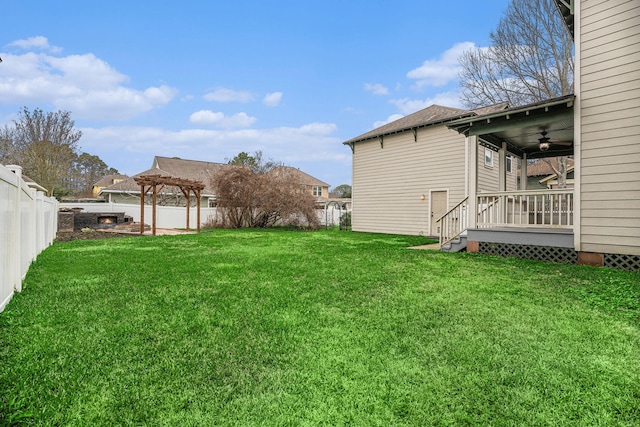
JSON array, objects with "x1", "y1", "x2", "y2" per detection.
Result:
[{"x1": 7, "y1": 166, "x2": 23, "y2": 292}]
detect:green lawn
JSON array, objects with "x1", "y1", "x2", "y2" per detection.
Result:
[{"x1": 1, "y1": 229, "x2": 639, "y2": 426}]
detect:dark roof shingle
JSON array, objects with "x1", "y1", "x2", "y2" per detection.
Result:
[{"x1": 343, "y1": 101, "x2": 509, "y2": 145}]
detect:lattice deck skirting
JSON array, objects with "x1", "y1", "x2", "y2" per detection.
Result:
[
  {"x1": 479, "y1": 242, "x2": 578, "y2": 264},
  {"x1": 604, "y1": 253, "x2": 640, "y2": 272},
  {"x1": 478, "y1": 242, "x2": 640, "y2": 272}
]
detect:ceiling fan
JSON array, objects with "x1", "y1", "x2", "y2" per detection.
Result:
[{"x1": 538, "y1": 130, "x2": 572, "y2": 151}]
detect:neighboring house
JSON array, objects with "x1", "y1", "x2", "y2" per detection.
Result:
[
  {"x1": 92, "y1": 174, "x2": 129, "y2": 198},
  {"x1": 526, "y1": 158, "x2": 575, "y2": 190},
  {"x1": 100, "y1": 157, "x2": 226, "y2": 207},
  {"x1": 269, "y1": 166, "x2": 331, "y2": 202},
  {"x1": 343, "y1": 103, "x2": 517, "y2": 237},
  {"x1": 100, "y1": 156, "x2": 330, "y2": 208},
  {"x1": 346, "y1": 0, "x2": 640, "y2": 270}
]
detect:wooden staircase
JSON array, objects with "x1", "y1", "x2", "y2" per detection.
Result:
[{"x1": 436, "y1": 196, "x2": 468, "y2": 253}]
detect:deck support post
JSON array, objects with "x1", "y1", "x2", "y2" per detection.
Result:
[
  {"x1": 467, "y1": 135, "x2": 478, "y2": 229},
  {"x1": 521, "y1": 153, "x2": 528, "y2": 190}
]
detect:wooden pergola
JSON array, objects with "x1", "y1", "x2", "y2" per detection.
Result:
[{"x1": 134, "y1": 174, "x2": 206, "y2": 235}]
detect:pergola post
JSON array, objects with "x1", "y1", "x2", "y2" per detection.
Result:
[
  {"x1": 140, "y1": 185, "x2": 145, "y2": 235},
  {"x1": 196, "y1": 189, "x2": 201, "y2": 233},
  {"x1": 152, "y1": 184, "x2": 157, "y2": 236},
  {"x1": 182, "y1": 188, "x2": 191, "y2": 230}
]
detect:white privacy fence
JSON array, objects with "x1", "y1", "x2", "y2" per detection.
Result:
[
  {"x1": 1, "y1": 165, "x2": 58, "y2": 313},
  {"x1": 59, "y1": 201, "x2": 351, "y2": 229},
  {"x1": 59, "y1": 201, "x2": 219, "y2": 229}
]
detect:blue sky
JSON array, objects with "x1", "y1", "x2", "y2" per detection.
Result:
[{"x1": 1, "y1": 1, "x2": 511, "y2": 189}]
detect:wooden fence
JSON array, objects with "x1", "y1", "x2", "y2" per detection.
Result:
[{"x1": 1, "y1": 165, "x2": 58, "y2": 313}]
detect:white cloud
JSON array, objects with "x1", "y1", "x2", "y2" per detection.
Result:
[
  {"x1": 407, "y1": 42, "x2": 476, "y2": 88},
  {"x1": 262, "y1": 92, "x2": 283, "y2": 107},
  {"x1": 390, "y1": 91, "x2": 464, "y2": 115},
  {"x1": 204, "y1": 88, "x2": 254, "y2": 103},
  {"x1": 189, "y1": 110, "x2": 224, "y2": 125},
  {"x1": 298, "y1": 122, "x2": 337, "y2": 135},
  {"x1": 7, "y1": 36, "x2": 62, "y2": 53},
  {"x1": 0, "y1": 50, "x2": 177, "y2": 120},
  {"x1": 373, "y1": 114, "x2": 404, "y2": 129},
  {"x1": 364, "y1": 83, "x2": 389, "y2": 95},
  {"x1": 189, "y1": 110, "x2": 257, "y2": 129}
]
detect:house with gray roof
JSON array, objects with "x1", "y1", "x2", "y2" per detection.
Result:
[
  {"x1": 345, "y1": 0, "x2": 640, "y2": 270},
  {"x1": 344, "y1": 102, "x2": 517, "y2": 237},
  {"x1": 99, "y1": 156, "x2": 331, "y2": 207}
]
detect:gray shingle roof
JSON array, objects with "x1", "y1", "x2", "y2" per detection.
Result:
[
  {"x1": 101, "y1": 156, "x2": 329, "y2": 196},
  {"x1": 93, "y1": 174, "x2": 129, "y2": 188},
  {"x1": 101, "y1": 157, "x2": 228, "y2": 196},
  {"x1": 527, "y1": 157, "x2": 575, "y2": 177},
  {"x1": 343, "y1": 102, "x2": 509, "y2": 145},
  {"x1": 270, "y1": 166, "x2": 329, "y2": 187}
]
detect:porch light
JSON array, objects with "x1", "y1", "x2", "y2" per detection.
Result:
[
  {"x1": 538, "y1": 134, "x2": 551, "y2": 151},
  {"x1": 420, "y1": 194, "x2": 425, "y2": 201}
]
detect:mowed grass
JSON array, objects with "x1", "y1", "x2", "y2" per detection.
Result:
[{"x1": 1, "y1": 229, "x2": 639, "y2": 426}]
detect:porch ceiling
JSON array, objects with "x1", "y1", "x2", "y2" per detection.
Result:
[{"x1": 448, "y1": 95, "x2": 575, "y2": 159}]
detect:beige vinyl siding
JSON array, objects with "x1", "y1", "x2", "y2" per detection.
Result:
[
  {"x1": 476, "y1": 146, "x2": 518, "y2": 192},
  {"x1": 351, "y1": 125, "x2": 466, "y2": 236},
  {"x1": 578, "y1": 0, "x2": 640, "y2": 255},
  {"x1": 478, "y1": 147, "x2": 497, "y2": 191}
]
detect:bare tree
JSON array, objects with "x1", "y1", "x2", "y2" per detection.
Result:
[
  {"x1": 20, "y1": 140, "x2": 76, "y2": 197},
  {"x1": 11, "y1": 107, "x2": 82, "y2": 196},
  {"x1": 213, "y1": 159, "x2": 320, "y2": 229},
  {"x1": 459, "y1": 0, "x2": 573, "y2": 108},
  {"x1": 459, "y1": 0, "x2": 574, "y2": 187},
  {"x1": 0, "y1": 125, "x2": 16, "y2": 166}
]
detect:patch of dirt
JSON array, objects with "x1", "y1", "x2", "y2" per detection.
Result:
[{"x1": 55, "y1": 230, "x2": 142, "y2": 242}]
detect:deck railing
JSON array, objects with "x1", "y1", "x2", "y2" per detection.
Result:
[
  {"x1": 477, "y1": 189, "x2": 573, "y2": 228},
  {"x1": 437, "y1": 189, "x2": 574, "y2": 247},
  {"x1": 436, "y1": 196, "x2": 468, "y2": 246}
]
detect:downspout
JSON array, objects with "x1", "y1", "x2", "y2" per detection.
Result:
[{"x1": 573, "y1": 0, "x2": 581, "y2": 252}]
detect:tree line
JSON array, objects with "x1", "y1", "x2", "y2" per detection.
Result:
[{"x1": 0, "y1": 107, "x2": 118, "y2": 198}]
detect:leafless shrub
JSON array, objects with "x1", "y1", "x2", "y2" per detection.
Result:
[{"x1": 213, "y1": 165, "x2": 320, "y2": 229}]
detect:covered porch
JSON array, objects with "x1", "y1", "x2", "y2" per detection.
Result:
[{"x1": 438, "y1": 95, "x2": 577, "y2": 261}]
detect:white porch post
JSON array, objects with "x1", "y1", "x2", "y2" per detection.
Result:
[
  {"x1": 499, "y1": 142, "x2": 507, "y2": 191},
  {"x1": 521, "y1": 153, "x2": 528, "y2": 191},
  {"x1": 467, "y1": 135, "x2": 478, "y2": 229}
]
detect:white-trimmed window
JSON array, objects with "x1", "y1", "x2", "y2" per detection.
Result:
[
  {"x1": 312, "y1": 185, "x2": 322, "y2": 196},
  {"x1": 506, "y1": 156, "x2": 513, "y2": 173},
  {"x1": 484, "y1": 148, "x2": 494, "y2": 167}
]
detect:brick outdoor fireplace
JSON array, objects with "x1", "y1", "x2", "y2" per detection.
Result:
[{"x1": 58, "y1": 209, "x2": 133, "y2": 231}]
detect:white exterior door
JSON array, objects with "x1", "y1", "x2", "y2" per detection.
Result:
[{"x1": 430, "y1": 191, "x2": 448, "y2": 237}]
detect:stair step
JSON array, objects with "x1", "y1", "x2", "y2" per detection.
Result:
[{"x1": 441, "y1": 236, "x2": 467, "y2": 253}]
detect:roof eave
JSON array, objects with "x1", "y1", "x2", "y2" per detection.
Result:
[
  {"x1": 343, "y1": 112, "x2": 477, "y2": 146},
  {"x1": 447, "y1": 95, "x2": 575, "y2": 134}
]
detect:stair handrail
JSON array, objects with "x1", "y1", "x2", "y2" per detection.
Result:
[{"x1": 435, "y1": 196, "x2": 469, "y2": 247}]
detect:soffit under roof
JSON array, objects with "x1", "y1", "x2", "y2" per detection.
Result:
[{"x1": 447, "y1": 95, "x2": 575, "y2": 159}]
